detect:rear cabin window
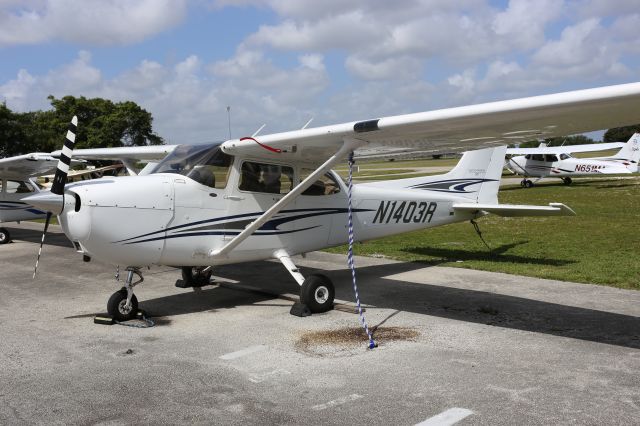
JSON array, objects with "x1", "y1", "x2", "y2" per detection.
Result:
[
  {"x1": 5, "y1": 180, "x2": 35, "y2": 194},
  {"x1": 530, "y1": 154, "x2": 545, "y2": 161},
  {"x1": 300, "y1": 171, "x2": 341, "y2": 196},
  {"x1": 544, "y1": 154, "x2": 558, "y2": 162},
  {"x1": 239, "y1": 162, "x2": 294, "y2": 194}
]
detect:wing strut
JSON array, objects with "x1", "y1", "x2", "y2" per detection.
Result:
[{"x1": 209, "y1": 137, "x2": 367, "y2": 258}]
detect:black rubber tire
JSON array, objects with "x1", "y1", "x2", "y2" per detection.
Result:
[
  {"x1": 181, "y1": 266, "x2": 212, "y2": 287},
  {"x1": 562, "y1": 177, "x2": 572, "y2": 185},
  {"x1": 300, "y1": 274, "x2": 335, "y2": 313},
  {"x1": 0, "y1": 228, "x2": 10, "y2": 245},
  {"x1": 107, "y1": 288, "x2": 138, "y2": 321},
  {"x1": 524, "y1": 180, "x2": 534, "y2": 188},
  {"x1": 520, "y1": 180, "x2": 526, "y2": 187}
]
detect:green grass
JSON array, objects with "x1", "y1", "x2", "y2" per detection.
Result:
[
  {"x1": 334, "y1": 157, "x2": 460, "y2": 170},
  {"x1": 326, "y1": 177, "x2": 640, "y2": 289}
]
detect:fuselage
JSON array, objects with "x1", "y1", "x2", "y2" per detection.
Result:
[
  {"x1": 59, "y1": 149, "x2": 478, "y2": 267},
  {"x1": 0, "y1": 178, "x2": 46, "y2": 223},
  {"x1": 506, "y1": 154, "x2": 633, "y2": 178}
]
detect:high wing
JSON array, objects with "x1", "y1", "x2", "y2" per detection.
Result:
[
  {"x1": 221, "y1": 82, "x2": 640, "y2": 164},
  {"x1": 51, "y1": 145, "x2": 178, "y2": 175},
  {"x1": 506, "y1": 142, "x2": 625, "y2": 155},
  {"x1": 0, "y1": 153, "x2": 59, "y2": 180},
  {"x1": 1, "y1": 146, "x2": 177, "y2": 182},
  {"x1": 51, "y1": 145, "x2": 177, "y2": 162}
]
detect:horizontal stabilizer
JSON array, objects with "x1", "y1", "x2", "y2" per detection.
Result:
[{"x1": 453, "y1": 202, "x2": 575, "y2": 217}]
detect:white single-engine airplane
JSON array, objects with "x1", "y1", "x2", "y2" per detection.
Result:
[
  {"x1": 23, "y1": 82, "x2": 640, "y2": 321},
  {"x1": 505, "y1": 133, "x2": 640, "y2": 187},
  {"x1": 0, "y1": 146, "x2": 176, "y2": 243}
]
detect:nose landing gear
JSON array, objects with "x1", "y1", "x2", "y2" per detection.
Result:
[
  {"x1": 0, "y1": 227, "x2": 10, "y2": 244},
  {"x1": 520, "y1": 179, "x2": 534, "y2": 188},
  {"x1": 107, "y1": 267, "x2": 143, "y2": 321}
]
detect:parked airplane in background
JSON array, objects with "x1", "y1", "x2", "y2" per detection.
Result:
[
  {"x1": 505, "y1": 133, "x2": 640, "y2": 187},
  {"x1": 23, "y1": 82, "x2": 640, "y2": 322},
  {"x1": 0, "y1": 146, "x2": 176, "y2": 243}
]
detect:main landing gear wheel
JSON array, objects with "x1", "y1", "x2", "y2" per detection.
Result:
[
  {"x1": 0, "y1": 227, "x2": 10, "y2": 244},
  {"x1": 300, "y1": 274, "x2": 335, "y2": 313},
  {"x1": 562, "y1": 177, "x2": 572, "y2": 185},
  {"x1": 107, "y1": 288, "x2": 138, "y2": 322},
  {"x1": 520, "y1": 179, "x2": 534, "y2": 188},
  {"x1": 181, "y1": 266, "x2": 212, "y2": 287}
]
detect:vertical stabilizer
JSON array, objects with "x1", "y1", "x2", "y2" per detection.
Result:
[
  {"x1": 361, "y1": 146, "x2": 507, "y2": 204},
  {"x1": 612, "y1": 133, "x2": 640, "y2": 162}
]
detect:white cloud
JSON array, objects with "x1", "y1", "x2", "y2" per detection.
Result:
[
  {"x1": 0, "y1": 0, "x2": 187, "y2": 46},
  {"x1": 492, "y1": 0, "x2": 564, "y2": 50},
  {"x1": 0, "y1": 49, "x2": 330, "y2": 143},
  {"x1": 345, "y1": 55, "x2": 423, "y2": 81},
  {"x1": 2, "y1": 1, "x2": 639, "y2": 144}
]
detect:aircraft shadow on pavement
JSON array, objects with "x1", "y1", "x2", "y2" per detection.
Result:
[
  {"x1": 135, "y1": 257, "x2": 640, "y2": 348},
  {"x1": 401, "y1": 241, "x2": 575, "y2": 267},
  {"x1": 5, "y1": 226, "x2": 73, "y2": 249},
  {"x1": 140, "y1": 286, "x2": 275, "y2": 321}
]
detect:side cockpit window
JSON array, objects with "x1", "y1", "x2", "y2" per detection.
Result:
[
  {"x1": 300, "y1": 171, "x2": 341, "y2": 196},
  {"x1": 239, "y1": 162, "x2": 294, "y2": 194}
]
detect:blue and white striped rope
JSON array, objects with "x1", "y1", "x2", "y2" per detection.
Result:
[{"x1": 347, "y1": 151, "x2": 376, "y2": 350}]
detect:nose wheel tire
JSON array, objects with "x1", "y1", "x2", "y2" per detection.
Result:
[
  {"x1": 181, "y1": 266, "x2": 213, "y2": 287},
  {"x1": 300, "y1": 274, "x2": 335, "y2": 313},
  {"x1": 0, "y1": 228, "x2": 10, "y2": 244},
  {"x1": 562, "y1": 177, "x2": 572, "y2": 185},
  {"x1": 107, "y1": 288, "x2": 138, "y2": 322}
]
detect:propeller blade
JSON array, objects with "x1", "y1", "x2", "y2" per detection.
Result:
[
  {"x1": 51, "y1": 115, "x2": 78, "y2": 196},
  {"x1": 33, "y1": 212, "x2": 52, "y2": 279},
  {"x1": 31, "y1": 115, "x2": 77, "y2": 279}
]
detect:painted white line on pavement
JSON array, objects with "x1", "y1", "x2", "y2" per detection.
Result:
[
  {"x1": 415, "y1": 407, "x2": 474, "y2": 426},
  {"x1": 311, "y1": 394, "x2": 363, "y2": 411},
  {"x1": 219, "y1": 345, "x2": 267, "y2": 360}
]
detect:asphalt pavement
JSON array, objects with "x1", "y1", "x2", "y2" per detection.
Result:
[{"x1": 1, "y1": 222, "x2": 639, "y2": 425}]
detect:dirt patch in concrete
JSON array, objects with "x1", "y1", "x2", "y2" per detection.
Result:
[{"x1": 295, "y1": 326, "x2": 419, "y2": 357}]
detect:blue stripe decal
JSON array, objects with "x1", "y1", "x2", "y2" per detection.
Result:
[
  {"x1": 408, "y1": 178, "x2": 497, "y2": 193},
  {"x1": 115, "y1": 207, "x2": 373, "y2": 245}
]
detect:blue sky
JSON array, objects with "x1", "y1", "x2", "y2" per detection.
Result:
[{"x1": 1, "y1": 0, "x2": 639, "y2": 143}]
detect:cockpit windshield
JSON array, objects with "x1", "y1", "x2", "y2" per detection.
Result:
[{"x1": 150, "y1": 142, "x2": 233, "y2": 189}]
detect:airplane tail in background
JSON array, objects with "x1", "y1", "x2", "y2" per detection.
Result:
[
  {"x1": 362, "y1": 146, "x2": 506, "y2": 204},
  {"x1": 612, "y1": 133, "x2": 640, "y2": 164}
]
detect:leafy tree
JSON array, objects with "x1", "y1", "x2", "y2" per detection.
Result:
[
  {"x1": 603, "y1": 125, "x2": 640, "y2": 142},
  {"x1": 0, "y1": 96, "x2": 164, "y2": 156},
  {"x1": 0, "y1": 102, "x2": 26, "y2": 157},
  {"x1": 47, "y1": 96, "x2": 164, "y2": 148}
]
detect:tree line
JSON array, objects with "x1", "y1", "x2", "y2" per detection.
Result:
[{"x1": 0, "y1": 96, "x2": 164, "y2": 157}]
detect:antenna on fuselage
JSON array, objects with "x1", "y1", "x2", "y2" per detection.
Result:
[
  {"x1": 226, "y1": 106, "x2": 232, "y2": 140},
  {"x1": 252, "y1": 124, "x2": 266, "y2": 137},
  {"x1": 301, "y1": 117, "x2": 314, "y2": 130}
]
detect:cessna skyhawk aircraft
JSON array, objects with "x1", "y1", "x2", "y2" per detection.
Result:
[
  {"x1": 505, "y1": 133, "x2": 640, "y2": 187},
  {"x1": 0, "y1": 146, "x2": 176, "y2": 244},
  {"x1": 24, "y1": 82, "x2": 640, "y2": 322}
]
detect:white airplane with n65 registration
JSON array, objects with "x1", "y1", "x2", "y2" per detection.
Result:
[
  {"x1": 505, "y1": 133, "x2": 640, "y2": 187},
  {"x1": 23, "y1": 82, "x2": 640, "y2": 321}
]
